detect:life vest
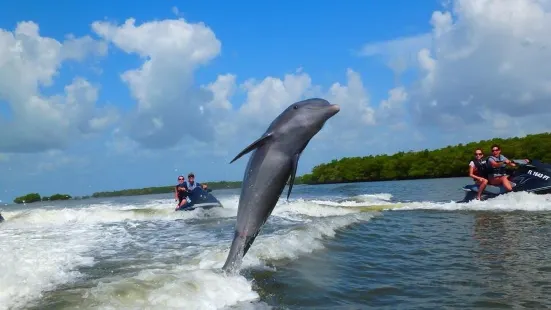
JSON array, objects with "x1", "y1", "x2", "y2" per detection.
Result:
[
  {"x1": 186, "y1": 181, "x2": 199, "y2": 191},
  {"x1": 487, "y1": 155, "x2": 507, "y2": 176},
  {"x1": 472, "y1": 158, "x2": 489, "y2": 179}
]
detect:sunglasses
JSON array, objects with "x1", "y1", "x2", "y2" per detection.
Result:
[
  {"x1": 492, "y1": 148, "x2": 499, "y2": 152},
  {"x1": 475, "y1": 153, "x2": 483, "y2": 156},
  {"x1": 178, "y1": 178, "x2": 184, "y2": 180}
]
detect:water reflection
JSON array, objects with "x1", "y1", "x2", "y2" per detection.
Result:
[{"x1": 472, "y1": 212, "x2": 551, "y2": 308}]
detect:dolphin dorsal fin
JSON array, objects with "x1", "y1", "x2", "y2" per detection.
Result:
[{"x1": 230, "y1": 133, "x2": 273, "y2": 164}]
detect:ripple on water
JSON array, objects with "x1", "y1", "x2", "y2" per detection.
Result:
[{"x1": 252, "y1": 209, "x2": 551, "y2": 309}]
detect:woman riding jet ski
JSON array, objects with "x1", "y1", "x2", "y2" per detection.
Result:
[{"x1": 458, "y1": 158, "x2": 551, "y2": 202}]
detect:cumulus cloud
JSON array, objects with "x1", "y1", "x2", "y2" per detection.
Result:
[
  {"x1": 0, "y1": 21, "x2": 115, "y2": 153},
  {"x1": 193, "y1": 68, "x2": 390, "y2": 158},
  {"x1": 361, "y1": 0, "x2": 551, "y2": 138},
  {"x1": 92, "y1": 17, "x2": 222, "y2": 149},
  {"x1": 359, "y1": 33, "x2": 432, "y2": 78}
]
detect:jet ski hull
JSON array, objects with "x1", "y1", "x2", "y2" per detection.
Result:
[
  {"x1": 458, "y1": 159, "x2": 551, "y2": 203},
  {"x1": 175, "y1": 187, "x2": 224, "y2": 211}
]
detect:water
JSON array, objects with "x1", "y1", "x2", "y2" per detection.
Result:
[{"x1": 1, "y1": 177, "x2": 551, "y2": 309}]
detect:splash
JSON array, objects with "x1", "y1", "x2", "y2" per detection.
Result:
[
  {"x1": 0, "y1": 192, "x2": 383, "y2": 310},
  {"x1": 394, "y1": 192, "x2": 551, "y2": 212}
]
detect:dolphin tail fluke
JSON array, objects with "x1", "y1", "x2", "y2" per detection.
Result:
[{"x1": 230, "y1": 133, "x2": 273, "y2": 164}]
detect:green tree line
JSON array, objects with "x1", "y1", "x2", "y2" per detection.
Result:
[
  {"x1": 13, "y1": 193, "x2": 72, "y2": 204},
  {"x1": 298, "y1": 132, "x2": 551, "y2": 184},
  {"x1": 90, "y1": 181, "x2": 242, "y2": 198},
  {"x1": 12, "y1": 132, "x2": 551, "y2": 202}
]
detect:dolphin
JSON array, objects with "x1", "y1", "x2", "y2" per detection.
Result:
[{"x1": 221, "y1": 98, "x2": 340, "y2": 274}]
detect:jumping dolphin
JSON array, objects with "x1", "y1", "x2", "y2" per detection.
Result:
[{"x1": 221, "y1": 98, "x2": 340, "y2": 273}]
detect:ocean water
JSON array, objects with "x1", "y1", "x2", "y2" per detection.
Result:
[{"x1": 1, "y1": 177, "x2": 551, "y2": 310}]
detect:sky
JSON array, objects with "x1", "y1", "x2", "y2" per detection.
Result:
[{"x1": 2, "y1": 0, "x2": 551, "y2": 201}]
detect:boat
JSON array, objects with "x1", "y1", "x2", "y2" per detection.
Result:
[
  {"x1": 175, "y1": 186, "x2": 224, "y2": 211},
  {"x1": 458, "y1": 158, "x2": 551, "y2": 203}
]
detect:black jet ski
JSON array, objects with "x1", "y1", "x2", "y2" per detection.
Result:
[
  {"x1": 175, "y1": 186, "x2": 224, "y2": 211},
  {"x1": 0, "y1": 212, "x2": 4, "y2": 223},
  {"x1": 458, "y1": 158, "x2": 551, "y2": 203}
]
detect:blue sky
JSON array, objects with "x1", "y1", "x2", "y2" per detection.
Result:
[{"x1": 1, "y1": 0, "x2": 551, "y2": 202}]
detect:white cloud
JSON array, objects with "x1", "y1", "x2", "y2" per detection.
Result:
[
  {"x1": 416, "y1": 0, "x2": 551, "y2": 129},
  {"x1": 360, "y1": 0, "x2": 551, "y2": 140},
  {"x1": 92, "y1": 18, "x2": 222, "y2": 149},
  {"x1": 0, "y1": 21, "x2": 114, "y2": 153},
  {"x1": 378, "y1": 86, "x2": 409, "y2": 126},
  {"x1": 360, "y1": 33, "x2": 432, "y2": 58},
  {"x1": 198, "y1": 68, "x2": 386, "y2": 157},
  {"x1": 359, "y1": 33, "x2": 432, "y2": 78}
]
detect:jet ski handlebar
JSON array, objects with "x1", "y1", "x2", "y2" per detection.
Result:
[{"x1": 511, "y1": 159, "x2": 531, "y2": 165}]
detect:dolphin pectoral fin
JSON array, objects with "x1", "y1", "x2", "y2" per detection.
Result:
[
  {"x1": 242, "y1": 234, "x2": 257, "y2": 257},
  {"x1": 286, "y1": 142, "x2": 309, "y2": 201},
  {"x1": 229, "y1": 133, "x2": 273, "y2": 164},
  {"x1": 286, "y1": 152, "x2": 301, "y2": 201}
]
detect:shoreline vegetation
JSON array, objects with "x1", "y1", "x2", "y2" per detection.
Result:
[{"x1": 12, "y1": 132, "x2": 551, "y2": 204}]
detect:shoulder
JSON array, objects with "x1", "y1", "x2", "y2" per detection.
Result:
[{"x1": 469, "y1": 160, "x2": 475, "y2": 167}]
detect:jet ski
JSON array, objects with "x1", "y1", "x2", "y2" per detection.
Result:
[
  {"x1": 0, "y1": 212, "x2": 4, "y2": 223},
  {"x1": 175, "y1": 186, "x2": 224, "y2": 211},
  {"x1": 458, "y1": 158, "x2": 551, "y2": 203}
]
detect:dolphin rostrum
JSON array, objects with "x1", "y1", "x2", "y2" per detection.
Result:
[{"x1": 221, "y1": 98, "x2": 340, "y2": 274}]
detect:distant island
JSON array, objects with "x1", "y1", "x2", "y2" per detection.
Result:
[
  {"x1": 12, "y1": 132, "x2": 551, "y2": 203},
  {"x1": 13, "y1": 193, "x2": 72, "y2": 204},
  {"x1": 90, "y1": 181, "x2": 242, "y2": 198}
]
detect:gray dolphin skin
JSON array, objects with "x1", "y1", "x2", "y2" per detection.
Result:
[{"x1": 221, "y1": 98, "x2": 340, "y2": 274}]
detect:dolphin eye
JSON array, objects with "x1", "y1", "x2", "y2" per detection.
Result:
[{"x1": 293, "y1": 105, "x2": 298, "y2": 109}]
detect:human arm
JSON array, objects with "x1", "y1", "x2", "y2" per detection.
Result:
[
  {"x1": 488, "y1": 156, "x2": 504, "y2": 168},
  {"x1": 174, "y1": 186, "x2": 178, "y2": 201},
  {"x1": 502, "y1": 155, "x2": 516, "y2": 166}
]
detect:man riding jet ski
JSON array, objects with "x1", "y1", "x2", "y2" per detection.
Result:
[{"x1": 458, "y1": 158, "x2": 551, "y2": 202}]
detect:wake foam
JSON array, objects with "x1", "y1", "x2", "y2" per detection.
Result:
[
  {"x1": 0, "y1": 224, "x2": 106, "y2": 310},
  {"x1": 78, "y1": 210, "x2": 374, "y2": 310},
  {"x1": 0, "y1": 191, "x2": 384, "y2": 310},
  {"x1": 0, "y1": 195, "x2": 240, "y2": 227},
  {"x1": 392, "y1": 191, "x2": 551, "y2": 212},
  {"x1": 80, "y1": 268, "x2": 259, "y2": 310},
  {"x1": 27, "y1": 193, "x2": 379, "y2": 310}
]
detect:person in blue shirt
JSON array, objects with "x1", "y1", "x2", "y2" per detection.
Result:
[
  {"x1": 487, "y1": 144, "x2": 517, "y2": 192},
  {"x1": 185, "y1": 173, "x2": 208, "y2": 191}
]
